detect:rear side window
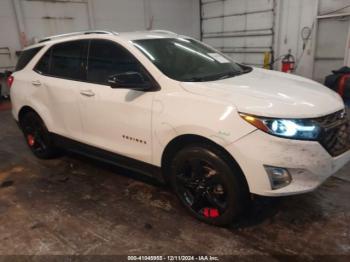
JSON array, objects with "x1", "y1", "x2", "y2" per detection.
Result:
[
  {"x1": 15, "y1": 47, "x2": 43, "y2": 71},
  {"x1": 35, "y1": 49, "x2": 51, "y2": 75},
  {"x1": 50, "y1": 40, "x2": 88, "y2": 81},
  {"x1": 87, "y1": 39, "x2": 143, "y2": 85}
]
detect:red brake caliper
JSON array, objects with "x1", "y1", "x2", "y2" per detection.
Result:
[
  {"x1": 203, "y1": 208, "x2": 219, "y2": 218},
  {"x1": 27, "y1": 134, "x2": 35, "y2": 147}
]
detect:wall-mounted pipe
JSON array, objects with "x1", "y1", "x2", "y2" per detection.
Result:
[
  {"x1": 86, "y1": 0, "x2": 96, "y2": 29},
  {"x1": 12, "y1": 0, "x2": 27, "y2": 48},
  {"x1": 317, "y1": 12, "x2": 350, "y2": 19},
  {"x1": 199, "y1": 0, "x2": 203, "y2": 40}
]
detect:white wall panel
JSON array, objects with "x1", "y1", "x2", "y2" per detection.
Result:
[
  {"x1": 202, "y1": 18, "x2": 222, "y2": 33},
  {"x1": 319, "y1": 0, "x2": 350, "y2": 14},
  {"x1": 225, "y1": 52, "x2": 267, "y2": 66},
  {"x1": 0, "y1": 0, "x2": 21, "y2": 70},
  {"x1": 147, "y1": 0, "x2": 200, "y2": 38},
  {"x1": 313, "y1": 17, "x2": 350, "y2": 82},
  {"x1": 224, "y1": 0, "x2": 246, "y2": 14},
  {"x1": 0, "y1": 0, "x2": 200, "y2": 70},
  {"x1": 90, "y1": 0, "x2": 146, "y2": 32},
  {"x1": 246, "y1": 11, "x2": 274, "y2": 30},
  {"x1": 21, "y1": 0, "x2": 90, "y2": 40},
  {"x1": 202, "y1": 1, "x2": 224, "y2": 18},
  {"x1": 222, "y1": 16, "x2": 246, "y2": 32},
  {"x1": 223, "y1": 35, "x2": 272, "y2": 48}
]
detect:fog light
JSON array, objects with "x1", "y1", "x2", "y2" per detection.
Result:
[{"x1": 264, "y1": 166, "x2": 292, "y2": 190}]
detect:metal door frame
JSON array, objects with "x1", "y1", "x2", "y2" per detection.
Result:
[{"x1": 312, "y1": 12, "x2": 350, "y2": 79}]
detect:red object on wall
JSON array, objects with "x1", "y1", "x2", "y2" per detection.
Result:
[{"x1": 281, "y1": 54, "x2": 295, "y2": 73}]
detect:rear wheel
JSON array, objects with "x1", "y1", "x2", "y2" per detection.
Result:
[
  {"x1": 20, "y1": 112, "x2": 59, "y2": 159},
  {"x1": 170, "y1": 144, "x2": 249, "y2": 226}
]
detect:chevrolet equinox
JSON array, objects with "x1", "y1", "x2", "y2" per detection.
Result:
[{"x1": 10, "y1": 30, "x2": 350, "y2": 225}]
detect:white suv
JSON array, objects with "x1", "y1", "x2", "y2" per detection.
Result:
[{"x1": 10, "y1": 30, "x2": 350, "y2": 225}]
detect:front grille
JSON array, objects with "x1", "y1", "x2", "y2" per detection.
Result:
[{"x1": 314, "y1": 110, "x2": 350, "y2": 157}]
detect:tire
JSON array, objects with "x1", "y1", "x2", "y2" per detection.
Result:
[
  {"x1": 169, "y1": 144, "x2": 249, "y2": 226},
  {"x1": 20, "y1": 111, "x2": 59, "y2": 159}
]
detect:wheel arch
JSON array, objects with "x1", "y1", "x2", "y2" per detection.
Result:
[
  {"x1": 18, "y1": 106, "x2": 35, "y2": 118},
  {"x1": 161, "y1": 134, "x2": 249, "y2": 191},
  {"x1": 18, "y1": 106, "x2": 49, "y2": 129}
]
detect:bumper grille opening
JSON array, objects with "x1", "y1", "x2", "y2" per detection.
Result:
[{"x1": 315, "y1": 110, "x2": 350, "y2": 157}]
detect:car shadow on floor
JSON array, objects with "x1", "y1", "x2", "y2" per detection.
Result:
[
  {"x1": 65, "y1": 151, "x2": 168, "y2": 188},
  {"x1": 64, "y1": 151, "x2": 285, "y2": 228}
]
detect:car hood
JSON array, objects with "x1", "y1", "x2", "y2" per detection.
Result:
[{"x1": 180, "y1": 68, "x2": 344, "y2": 118}]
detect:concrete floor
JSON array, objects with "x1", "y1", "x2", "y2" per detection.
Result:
[{"x1": 0, "y1": 104, "x2": 349, "y2": 259}]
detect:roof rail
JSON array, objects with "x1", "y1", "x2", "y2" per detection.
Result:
[
  {"x1": 38, "y1": 30, "x2": 118, "y2": 43},
  {"x1": 151, "y1": 30, "x2": 177, "y2": 35}
]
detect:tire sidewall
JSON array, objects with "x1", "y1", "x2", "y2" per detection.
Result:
[
  {"x1": 170, "y1": 145, "x2": 245, "y2": 226},
  {"x1": 20, "y1": 112, "x2": 56, "y2": 159}
]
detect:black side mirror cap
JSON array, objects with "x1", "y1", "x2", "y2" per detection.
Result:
[{"x1": 108, "y1": 72, "x2": 153, "y2": 91}]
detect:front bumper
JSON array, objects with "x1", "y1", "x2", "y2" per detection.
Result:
[{"x1": 226, "y1": 130, "x2": 350, "y2": 196}]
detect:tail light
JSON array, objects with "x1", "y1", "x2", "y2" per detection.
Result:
[{"x1": 7, "y1": 75, "x2": 14, "y2": 88}]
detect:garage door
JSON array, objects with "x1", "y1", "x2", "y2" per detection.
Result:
[{"x1": 200, "y1": 0, "x2": 275, "y2": 67}]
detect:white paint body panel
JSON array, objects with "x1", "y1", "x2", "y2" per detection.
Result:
[
  {"x1": 10, "y1": 31, "x2": 350, "y2": 197},
  {"x1": 181, "y1": 67, "x2": 345, "y2": 119},
  {"x1": 226, "y1": 130, "x2": 350, "y2": 196}
]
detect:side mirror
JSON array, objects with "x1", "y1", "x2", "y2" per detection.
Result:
[{"x1": 108, "y1": 72, "x2": 152, "y2": 91}]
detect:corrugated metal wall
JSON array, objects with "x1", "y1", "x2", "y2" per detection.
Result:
[
  {"x1": 200, "y1": 0, "x2": 275, "y2": 67},
  {"x1": 201, "y1": 0, "x2": 350, "y2": 83}
]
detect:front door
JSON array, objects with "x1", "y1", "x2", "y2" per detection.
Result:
[{"x1": 78, "y1": 39, "x2": 154, "y2": 163}]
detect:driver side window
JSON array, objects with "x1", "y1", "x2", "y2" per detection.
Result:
[{"x1": 87, "y1": 39, "x2": 145, "y2": 85}]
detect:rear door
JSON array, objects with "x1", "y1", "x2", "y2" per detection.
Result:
[{"x1": 33, "y1": 40, "x2": 88, "y2": 139}]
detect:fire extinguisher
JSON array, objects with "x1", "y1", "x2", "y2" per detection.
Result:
[{"x1": 281, "y1": 50, "x2": 295, "y2": 73}]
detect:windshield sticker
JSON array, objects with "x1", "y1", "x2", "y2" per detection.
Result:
[{"x1": 208, "y1": 53, "x2": 230, "y2": 63}]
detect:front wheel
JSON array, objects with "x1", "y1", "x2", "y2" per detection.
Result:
[
  {"x1": 20, "y1": 111, "x2": 59, "y2": 159},
  {"x1": 170, "y1": 145, "x2": 249, "y2": 226}
]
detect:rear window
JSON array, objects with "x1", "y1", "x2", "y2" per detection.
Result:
[{"x1": 15, "y1": 47, "x2": 43, "y2": 71}]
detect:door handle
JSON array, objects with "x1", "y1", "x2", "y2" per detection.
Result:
[
  {"x1": 32, "y1": 80, "x2": 42, "y2": 86},
  {"x1": 80, "y1": 90, "x2": 95, "y2": 97}
]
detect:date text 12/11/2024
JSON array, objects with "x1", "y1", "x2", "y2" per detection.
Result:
[{"x1": 127, "y1": 256, "x2": 220, "y2": 261}]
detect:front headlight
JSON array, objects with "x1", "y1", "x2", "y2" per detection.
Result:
[{"x1": 239, "y1": 113, "x2": 321, "y2": 140}]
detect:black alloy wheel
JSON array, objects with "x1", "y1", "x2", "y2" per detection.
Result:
[
  {"x1": 170, "y1": 144, "x2": 248, "y2": 226},
  {"x1": 20, "y1": 111, "x2": 59, "y2": 159}
]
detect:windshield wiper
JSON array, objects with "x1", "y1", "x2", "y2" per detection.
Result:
[
  {"x1": 184, "y1": 68, "x2": 253, "y2": 82},
  {"x1": 219, "y1": 67, "x2": 253, "y2": 80},
  {"x1": 182, "y1": 76, "x2": 205, "y2": 82},
  {"x1": 219, "y1": 71, "x2": 241, "y2": 80}
]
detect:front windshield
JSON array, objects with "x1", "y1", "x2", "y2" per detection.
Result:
[{"x1": 132, "y1": 38, "x2": 251, "y2": 82}]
